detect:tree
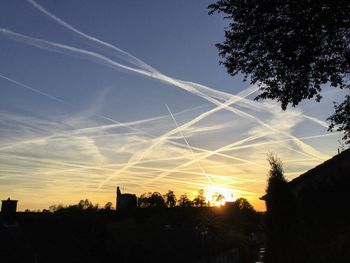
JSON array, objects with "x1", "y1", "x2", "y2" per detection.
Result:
[
  {"x1": 226, "y1": 198, "x2": 259, "y2": 233},
  {"x1": 104, "y1": 202, "x2": 113, "y2": 211},
  {"x1": 209, "y1": 0, "x2": 350, "y2": 143},
  {"x1": 164, "y1": 190, "x2": 177, "y2": 208},
  {"x1": 264, "y1": 153, "x2": 297, "y2": 263},
  {"x1": 193, "y1": 189, "x2": 206, "y2": 207},
  {"x1": 138, "y1": 192, "x2": 166, "y2": 208},
  {"x1": 216, "y1": 194, "x2": 225, "y2": 204},
  {"x1": 78, "y1": 199, "x2": 93, "y2": 210},
  {"x1": 178, "y1": 194, "x2": 192, "y2": 207},
  {"x1": 232, "y1": 198, "x2": 255, "y2": 212},
  {"x1": 328, "y1": 95, "x2": 350, "y2": 143}
]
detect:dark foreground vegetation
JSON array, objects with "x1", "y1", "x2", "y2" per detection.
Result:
[{"x1": 0, "y1": 198, "x2": 263, "y2": 263}]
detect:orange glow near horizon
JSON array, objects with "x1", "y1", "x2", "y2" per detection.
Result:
[{"x1": 204, "y1": 184, "x2": 236, "y2": 206}]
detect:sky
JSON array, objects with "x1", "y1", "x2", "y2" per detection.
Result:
[{"x1": 0, "y1": 0, "x2": 346, "y2": 211}]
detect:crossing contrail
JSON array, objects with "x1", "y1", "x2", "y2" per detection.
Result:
[
  {"x1": 26, "y1": 0, "x2": 157, "y2": 73},
  {"x1": 0, "y1": 28, "x2": 328, "y2": 188},
  {"x1": 24, "y1": 0, "x2": 332, "y2": 131},
  {"x1": 166, "y1": 104, "x2": 213, "y2": 184},
  {"x1": 0, "y1": 2, "x2": 333, "y2": 191}
]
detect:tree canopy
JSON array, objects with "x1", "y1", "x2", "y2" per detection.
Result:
[
  {"x1": 164, "y1": 190, "x2": 177, "y2": 208},
  {"x1": 209, "y1": 0, "x2": 350, "y2": 143},
  {"x1": 178, "y1": 194, "x2": 192, "y2": 207},
  {"x1": 138, "y1": 192, "x2": 167, "y2": 208},
  {"x1": 192, "y1": 189, "x2": 207, "y2": 207}
]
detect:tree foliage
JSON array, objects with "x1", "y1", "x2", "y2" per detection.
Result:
[
  {"x1": 78, "y1": 199, "x2": 94, "y2": 210},
  {"x1": 164, "y1": 190, "x2": 177, "y2": 208},
  {"x1": 192, "y1": 189, "x2": 206, "y2": 207},
  {"x1": 178, "y1": 194, "x2": 193, "y2": 207},
  {"x1": 328, "y1": 95, "x2": 350, "y2": 143},
  {"x1": 103, "y1": 202, "x2": 113, "y2": 211},
  {"x1": 138, "y1": 192, "x2": 166, "y2": 208},
  {"x1": 209, "y1": 0, "x2": 350, "y2": 143}
]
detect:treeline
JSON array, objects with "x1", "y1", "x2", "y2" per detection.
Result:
[
  {"x1": 33, "y1": 189, "x2": 250, "y2": 213},
  {"x1": 43, "y1": 199, "x2": 113, "y2": 213},
  {"x1": 138, "y1": 189, "x2": 208, "y2": 208},
  {"x1": 13, "y1": 192, "x2": 263, "y2": 263}
]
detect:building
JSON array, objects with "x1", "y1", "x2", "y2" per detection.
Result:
[
  {"x1": 287, "y1": 148, "x2": 350, "y2": 198},
  {"x1": 261, "y1": 148, "x2": 350, "y2": 262},
  {"x1": 116, "y1": 186, "x2": 137, "y2": 209},
  {"x1": 0, "y1": 198, "x2": 18, "y2": 225}
]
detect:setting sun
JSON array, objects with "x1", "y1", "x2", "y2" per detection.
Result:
[{"x1": 204, "y1": 184, "x2": 236, "y2": 206}]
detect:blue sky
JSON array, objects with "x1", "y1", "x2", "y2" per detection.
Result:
[{"x1": 0, "y1": 0, "x2": 346, "y2": 210}]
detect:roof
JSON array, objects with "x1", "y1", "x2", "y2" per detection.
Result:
[
  {"x1": 289, "y1": 148, "x2": 350, "y2": 194},
  {"x1": 260, "y1": 148, "x2": 350, "y2": 200},
  {"x1": 1, "y1": 198, "x2": 18, "y2": 203}
]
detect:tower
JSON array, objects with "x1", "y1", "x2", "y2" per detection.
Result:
[
  {"x1": 116, "y1": 186, "x2": 137, "y2": 210},
  {"x1": 1, "y1": 198, "x2": 18, "y2": 225}
]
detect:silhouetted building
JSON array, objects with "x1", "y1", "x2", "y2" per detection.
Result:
[
  {"x1": 288, "y1": 148, "x2": 350, "y2": 198},
  {"x1": 1, "y1": 198, "x2": 18, "y2": 225},
  {"x1": 116, "y1": 186, "x2": 137, "y2": 209},
  {"x1": 261, "y1": 148, "x2": 350, "y2": 262}
]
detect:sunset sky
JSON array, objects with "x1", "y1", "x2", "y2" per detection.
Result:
[{"x1": 0, "y1": 0, "x2": 346, "y2": 211}]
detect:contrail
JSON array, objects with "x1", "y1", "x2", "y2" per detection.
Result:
[
  {"x1": 26, "y1": 0, "x2": 157, "y2": 73},
  {"x1": 148, "y1": 131, "x2": 339, "y2": 184},
  {"x1": 0, "y1": 28, "x2": 327, "y2": 156},
  {"x1": 0, "y1": 75, "x2": 258, "y2": 177},
  {"x1": 0, "y1": 101, "x2": 208, "y2": 152},
  {"x1": 97, "y1": 89, "x2": 259, "y2": 189},
  {"x1": 166, "y1": 104, "x2": 213, "y2": 184},
  {"x1": 0, "y1": 74, "x2": 259, "y2": 183},
  {"x1": 222, "y1": 133, "x2": 340, "y2": 154},
  {"x1": 0, "y1": 71, "x2": 162, "y2": 148},
  {"x1": 1, "y1": 0, "x2": 330, "y2": 137},
  {"x1": 147, "y1": 133, "x2": 267, "y2": 184},
  {"x1": 0, "y1": 29, "x2": 327, "y2": 186},
  {"x1": 1, "y1": 4, "x2": 331, "y2": 187},
  {"x1": 0, "y1": 27, "x2": 327, "y2": 163},
  {"x1": 303, "y1": 115, "x2": 329, "y2": 128},
  {"x1": 0, "y1": 74, "x2": 72, "y2": 106}
]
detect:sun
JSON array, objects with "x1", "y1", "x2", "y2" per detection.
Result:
[{"x1": 204, "y1": 184, "x2": 236, "y2": 206}]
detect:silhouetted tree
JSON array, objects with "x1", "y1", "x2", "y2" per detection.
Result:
[
  {"x1": 164, "y1": 190, "x2": 177, "y2": 208},
  {"x1": 328, "y1": 96, "x2": 350, "y2": 143},
  {"x1": 138, "y1": 192, "x2": 166, "y2": 208},
  {"x1": 138, "y1": 192, "x2": 151, "y2": 208},
  {"x1": 103, "y1": 202, "x2": 113, "y2": 211},
  {"x1": 78, "y1": 199, "x2": 93, "y2": 210},
  {"x1": 232, "y1": 198, "x2": 254, "y2": 211},
  {"x1": 209, "y1": 0, "x2": 350, "y2": 143},
  {"x1": 193, "y1": 189, "x2": 206, "y2": 207},
  {"x1": 49, "y1": 205, "x2": 57, "y2": 212},
  {"x1": 149, "y1": 192, "x2": 166, "y2": 208},
  {"x1": 216, "y1": 194, "x2": 225, "y2": 204},
  {"x1": 49, "y1": 204, "x2": 65, "y2": 212},
  {"x1": 178, "y1": 194, "x2": 192, "y2": 207},
  {"x1": 225, "y1": 198, "x2": 259, "y2": 233},
  {"x1": 264, "y1": 153, "x2": 296, "y2": 263}
]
